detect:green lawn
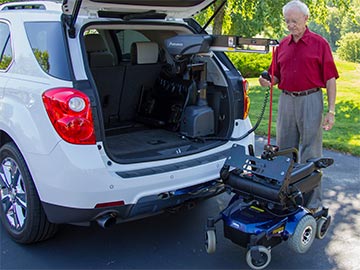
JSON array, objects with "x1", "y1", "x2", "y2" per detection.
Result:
[{"x1": 246, "y1": 58, "x2": 360, "y2": 156}]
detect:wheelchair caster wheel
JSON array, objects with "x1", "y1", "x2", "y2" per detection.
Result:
[
  {"x1": 205, "y1": 230, "x2": 216, "y2": 254},
  {"x1": 246, "y1": 245, "x2": 271, "y2": 270},
  {"x1": 316, "y1": 216, "x2": 331, "y2": 239}
]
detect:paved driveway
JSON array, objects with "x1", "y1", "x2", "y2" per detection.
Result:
[{"x1": 1, "y1": 136, "x2": 359, "y2": 270}]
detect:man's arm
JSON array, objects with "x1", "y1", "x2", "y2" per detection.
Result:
[{"x1": 322, "y1": 77, "x2": 336, "y2": 131}]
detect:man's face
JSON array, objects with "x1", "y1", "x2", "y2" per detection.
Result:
[{"x1": 284, "y1": 8, "x2": 308, "y2": 39}]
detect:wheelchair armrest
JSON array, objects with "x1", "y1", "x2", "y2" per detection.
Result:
[
  {"x1": 287, "y1": 157, "x2": 333, "y2": 184},
  {"x1": 274, "y1": 147, "x2": 299, "y2": 163},
  {"x1": 307, "y1": 157, "x2": 334, "y2": 169},
  {"x1": 289, "y1": 162, "x2": 315, "y2": 184}
]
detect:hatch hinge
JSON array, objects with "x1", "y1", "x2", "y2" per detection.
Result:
[{"x1": 62, "y1": 0, "x2": 82, "y2": 38}]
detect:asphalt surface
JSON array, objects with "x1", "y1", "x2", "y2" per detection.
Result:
[{"x1": 1, "y1": 136, "x2": 359, "y2": 270}]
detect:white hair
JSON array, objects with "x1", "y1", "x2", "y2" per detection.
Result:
[{"x1": 283, "y1": 0, "x2": 310, "y2": 17}]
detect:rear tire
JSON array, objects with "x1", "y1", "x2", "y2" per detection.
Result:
[
  {"x1": 288, "y1": 214, "x2": 316, "y2": 254},
  {"x1": 0, "y1": 142, "x2": 58, "y2": 243}
]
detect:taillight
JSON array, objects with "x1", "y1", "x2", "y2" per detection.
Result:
[
  {"x1": 242, "y1": 79, "x2": 250, "y2": 119},
  {"x1": 42, "y1": 88, "x2": 96, "y2": 145}
]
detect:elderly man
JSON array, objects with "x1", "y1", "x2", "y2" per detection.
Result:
[{"x1": 259, "y1": 0, "x2": 339, "y2": 213}]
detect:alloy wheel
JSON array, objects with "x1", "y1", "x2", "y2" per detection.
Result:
[{"x1": 0, "y1": 157, "x2": 27, "y2": 231}]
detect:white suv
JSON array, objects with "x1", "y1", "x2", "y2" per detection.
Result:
[{"x1": 0, "y1": 0, "x2": 256, "y2": 243}]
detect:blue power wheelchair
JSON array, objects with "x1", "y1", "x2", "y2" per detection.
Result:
[{"x1": 205, "y1": 144, "x2": 333, "y2": 270}]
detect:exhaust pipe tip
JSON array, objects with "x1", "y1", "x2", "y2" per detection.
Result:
[{"x1": 96, "y1": 213, "x2": 117, "y2": 228}]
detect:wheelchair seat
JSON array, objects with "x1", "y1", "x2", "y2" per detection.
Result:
[{"x1": 222, "y1": 144, "x2": 333, "y2": 208}]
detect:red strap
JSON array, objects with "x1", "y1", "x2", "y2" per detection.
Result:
[{"x1": 268, "y1": 46, "x2": 276, "y2": 145}]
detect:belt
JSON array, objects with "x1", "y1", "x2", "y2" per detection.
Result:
[{"x1": 282, "y1": 88, "x2": 320, "y2": 97}]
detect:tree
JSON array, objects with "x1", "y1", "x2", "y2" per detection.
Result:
[
  {"x1": 337, "y1": 32, "x2": 360, "y2": 62},
  {"x1": 340, "y1": 0, "x2": 360, "y2": 36},
  {"x1": 308, "y1": 7, "x2": 343, "y2": 51},
  {"x1": 0, "y1": 0, "x2": 18, "y2": 4},
  {"x1": 196, "y1": 0, "x2": 353, "y2": 40}
]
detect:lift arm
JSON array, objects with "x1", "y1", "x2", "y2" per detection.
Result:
[
  {"x1": 210, "y1": 35, "x2": 279, "y2": 54},
  {"x1": 165, "y1": 34, "x2": 278, "y2": 56}
]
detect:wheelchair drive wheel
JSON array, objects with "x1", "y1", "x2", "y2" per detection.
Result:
[
  {"x1": 205, "y1": 230, "x2": 216, "y2": 254},
  {"x1": 246, "y1": 245, "x2": 271, "y2": 270},
  {"x1": 316, "y1": 216, "x2": 331, "y2": 239},
  {"x1": 288, "y1": 214, "x2": 316, "y2": 254}
]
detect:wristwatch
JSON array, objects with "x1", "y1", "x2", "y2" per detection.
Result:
[{"x1": 328, "y1": 110, "x2": 336, "y2": 116}]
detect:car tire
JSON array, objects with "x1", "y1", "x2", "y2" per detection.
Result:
[{"x1": 0, "y1": 142, "x2": 58, "y2": 243}]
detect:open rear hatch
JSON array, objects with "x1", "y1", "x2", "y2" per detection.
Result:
[{"x1": 62, "y1": 0, "x2": 215, "y2": 24}]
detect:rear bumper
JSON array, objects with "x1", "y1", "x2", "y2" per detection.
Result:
[
  {"x1": 27, "y1": 140, "x2": 230, "y2": 210},
  {"x1": 42, "y1": 179, "x2": 224, "y2": 224}
]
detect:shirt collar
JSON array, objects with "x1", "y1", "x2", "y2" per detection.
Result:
[{"x1": 287, "y1": 26, "x2": 310, "y2": 45}]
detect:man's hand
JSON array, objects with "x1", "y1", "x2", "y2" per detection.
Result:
[
  {"x1": 259, "y1": 76, "x2": 272, "y2": 87},
  {"x1": 258, "y1": 71, "x2": 278, "y2": 87},
  {"x1": 322, "y1": 112, "x2": 335, "y2": 131}
]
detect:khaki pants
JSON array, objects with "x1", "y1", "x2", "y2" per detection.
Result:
[{"x1": 276, "y1": 90, "x2": 323, "y2": 208}]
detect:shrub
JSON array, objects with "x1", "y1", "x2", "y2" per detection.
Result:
[
  {"x1": 336, "y1": 32, "x2": 360, "y2": 63},
  {"x1": 226, "y1": 52, "x2": 272, "y2": 78}
]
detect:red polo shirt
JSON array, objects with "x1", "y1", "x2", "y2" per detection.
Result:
[{"x1": 269, "y1": 27, "x2": 339, "y2": 91}]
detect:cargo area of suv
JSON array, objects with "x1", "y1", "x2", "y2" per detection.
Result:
[{"x1": 83, "y1": 27, "x2": 235, "y2": 163}]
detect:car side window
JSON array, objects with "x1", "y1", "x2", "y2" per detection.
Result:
[
  {"x1": 24, "y1": 22, "x2": 71, "y2": 80},
  {"x1": 0, "y1": 22, "x2": 12, "y2": 70},
  {"x1": 115, "y1": 30, "x2": 149, "y2": 61}
]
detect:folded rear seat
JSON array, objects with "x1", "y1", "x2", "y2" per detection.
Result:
[
  {"x1": 84, "y1": 33, "x2": 126, "y2": 127},
  {"x1": 118, "y1": 41, "x2": 164, "y2": 123}
]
